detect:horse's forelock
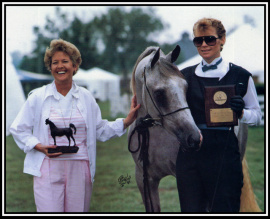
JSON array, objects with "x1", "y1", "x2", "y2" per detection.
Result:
[
  {"x1": 159, "y1": 58, "x2": 185, "y2": 80},
  {"x1": 130, "y1": 47, "x2": 159, "y2": 95}
]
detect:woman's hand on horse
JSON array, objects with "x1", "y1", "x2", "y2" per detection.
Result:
[
  {"x1": 34, "y1": 143, "x2": 62, "y2": 158},
  {"x1": 123, "y1": 95, "x2": 141, "y2": 129}
]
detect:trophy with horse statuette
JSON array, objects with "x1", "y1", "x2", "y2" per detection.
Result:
[{"x1": 45, "y1": 118, "x2": 79, "y2": 153}]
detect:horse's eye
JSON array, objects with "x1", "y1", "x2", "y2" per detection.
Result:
[
  {"x1": 154, "y1": 89, "x2": 164, "y2": 98},
  {"x1": 154, "y1": 89, "x2": 167, "y2": 107}
]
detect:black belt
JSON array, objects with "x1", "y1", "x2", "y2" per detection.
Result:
[{"x1": 197, "y1": 124, "x2": 231, "y2": 130}]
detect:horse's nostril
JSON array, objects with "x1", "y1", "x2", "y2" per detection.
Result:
[
  {"x1": 187, "y1": 134, "x2": 200, "y2": 149},
  {"x1": 187, "y1": 135, "x2": 195, "y2": 147}
]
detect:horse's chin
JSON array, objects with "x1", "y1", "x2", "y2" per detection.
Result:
[
  {"x1": 180, "y1": 144, "x2": 201, "y2": 153},
  {"x1": 178, "y1": 135, "x2": 201, "y2": 153}
]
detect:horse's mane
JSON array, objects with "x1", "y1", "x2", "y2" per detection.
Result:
[
  {"x1": 130, "y1": 47, "x2": 158, "y2": 95},
  {"x1": 130, "y1": 47, "x2": 185, "y2": 95},
  {"x1": 46, "y1": 119, "x2": 55, "y2": 126}
]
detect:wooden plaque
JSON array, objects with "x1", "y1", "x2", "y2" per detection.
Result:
[{"x1": 204, "y1": 85, "x2": 238, "y2": 127}]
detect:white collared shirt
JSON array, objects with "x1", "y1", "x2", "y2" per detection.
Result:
[
  {"x1": 196, "y1": 57, "x2": 229, "y2": 80},
  {"x1": 10, "y1": 81, "x2": 126, "y2": 181},
  {"x1": 195, "y1": 57, "x2": 262, "y2": 126}
]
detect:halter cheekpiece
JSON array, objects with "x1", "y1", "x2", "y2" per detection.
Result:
[{"x1": 143, "y1": 67, "x2": 189, "y2": 118}]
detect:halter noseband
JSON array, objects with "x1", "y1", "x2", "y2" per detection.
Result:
[{"x1": 143, "y1": 67, "x2": 189, "y2": 119}]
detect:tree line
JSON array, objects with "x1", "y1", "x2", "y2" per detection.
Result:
[{"x1": 19, "y1": 7, "x2": 184, "y2": 81}]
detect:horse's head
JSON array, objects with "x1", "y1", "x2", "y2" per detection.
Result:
[
  {"x1": 132, "y1": 45, "x2": 201, "y2": 151},
  {"x1": 45, "y1": 118, "x2": 50, "y2": 125}
]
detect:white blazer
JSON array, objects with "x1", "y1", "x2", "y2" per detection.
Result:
[{"x1": 10, "y1": 81, "x2": 126, "y2": 182}]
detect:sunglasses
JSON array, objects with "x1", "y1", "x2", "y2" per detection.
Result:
[{"x1": 193, "y1": 36, "x2": 220, "y2": 47}]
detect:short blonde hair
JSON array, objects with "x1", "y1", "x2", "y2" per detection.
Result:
[
  {"x1": 193, "y1": 18, "x2": 226, "y2": 39},
  {"x1": 44, "y1": 39, "x2": 82, "y2": 75}
]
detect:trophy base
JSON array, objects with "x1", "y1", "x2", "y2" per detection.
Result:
[{"x1": 48, "y1": 146, "x2": 79, "y2": 154}]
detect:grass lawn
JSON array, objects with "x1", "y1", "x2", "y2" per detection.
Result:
[{"x1": 4, "y1": 101, "x2": 265, "y2": 213}]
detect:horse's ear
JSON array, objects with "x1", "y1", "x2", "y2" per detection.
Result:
[
  {"x1": 166, "y1": 45, "x2": 181, "y2": 63},
  {"x1": 151, "y1": 48, "x2": 160, "y2": 68}
]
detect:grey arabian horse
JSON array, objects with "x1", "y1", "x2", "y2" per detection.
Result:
[{"x1": 128, "y1": 46, "x2": 261, "y2": 212}]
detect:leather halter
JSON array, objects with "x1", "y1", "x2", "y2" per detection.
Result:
[{"x1": 143, "y1": 67, "x2": 189, "y2": 119}]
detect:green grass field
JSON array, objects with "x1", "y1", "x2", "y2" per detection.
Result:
[{"x1": 5, "y1": 101, "x2": 265, "y2": 213}]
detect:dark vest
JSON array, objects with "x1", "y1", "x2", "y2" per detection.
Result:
[{"x1": 181, "y1": 63, "x2": 252, "y2": 124}]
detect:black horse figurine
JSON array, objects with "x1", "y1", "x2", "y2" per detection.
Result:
[{"x1": 45, "y1": 118, "x2": 77, "y2": 147}]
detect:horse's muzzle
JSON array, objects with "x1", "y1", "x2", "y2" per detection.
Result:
[
  {"x1": 187, "y1": 134, "x2": 201, "y2": 151},
  {"x1": 180, "y1": 132, "x2": 201, "y2": 152}
]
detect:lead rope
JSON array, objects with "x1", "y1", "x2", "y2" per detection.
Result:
[{"x1": 128, "y1": 114, "x2": 158, "y2": 212}]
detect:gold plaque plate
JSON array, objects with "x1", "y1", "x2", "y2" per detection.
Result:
[{"x1": 210, "y1": 108, "x2": 234, "y2": 123}]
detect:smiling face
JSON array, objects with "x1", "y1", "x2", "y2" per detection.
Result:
[
  {"x1": 194, "y1": 26, "x2": 226, "y2": 63},
  {"x1": 50, "y1": 51, "x2": 77, "y2": 85}
]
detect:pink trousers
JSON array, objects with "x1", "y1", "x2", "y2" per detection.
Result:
[{"x1": 33, "y1": 159, "x2": 92, "y2": 212}]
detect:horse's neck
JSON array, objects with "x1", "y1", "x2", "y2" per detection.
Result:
[{"x1": 48, "y1": 122, "x2": 56, "y2": 129}]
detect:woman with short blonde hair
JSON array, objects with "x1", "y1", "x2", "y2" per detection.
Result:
[{"x1": 176, "y1": 18, "x2": 261, "y2": 212}]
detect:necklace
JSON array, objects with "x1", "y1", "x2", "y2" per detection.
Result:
[{"x1": 58, "y1": 96, "x2": 74, "y2": 128}]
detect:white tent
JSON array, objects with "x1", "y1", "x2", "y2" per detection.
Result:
[
  {"x1": 74, "y1": 67, "x2": 121, "y2": 102},
  {"x1": 73, "y1": 67, "x2": 125, "y2": 117},
  {"x1": 6, "y1": 52, "x2": 26, "y2": 136},
  {"x1": 85, "y1": 67, "x2": 121, "y2": 102},
  {"x1": 177, "y1": 25, "x2": 264, "y2": 83}
]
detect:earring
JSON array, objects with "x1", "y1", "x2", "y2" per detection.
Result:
[{"x1": 220, "y1": 44, "x2": 224, "y2": 51}]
